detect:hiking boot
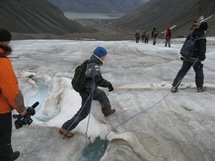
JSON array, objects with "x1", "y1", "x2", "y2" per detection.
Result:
[
  {"x1": 59, "y1": 128, "x2": 74, "y2": 138},
  {"x1": 197, "y1": 86, "x2": 207, "y2": 92},
  {"x1": 104, "y1": 108, "x2": 116, "y2": 117},
  {"x1": 9, "y1": 151, "x2": 20, "y2": 161},
  {"x1": 171, "y1": 86, "x2": 178, "y2": 93}
]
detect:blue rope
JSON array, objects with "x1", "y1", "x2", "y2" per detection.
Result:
[
  {"x1": 104, "y1": 57, "x2": 200, "y2": 139},
  {"x1": 105, "y1": 91, "x2": 171, "y2": 140},
  {"x1": 84, "y1": 81, "x2": 95, "y2": 143}
]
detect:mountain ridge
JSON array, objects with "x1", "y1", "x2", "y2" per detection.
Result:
[
  {"x1": 111, "y1": 0, "x2": 215, "y2": 37},
  {"x1": 0, "y1": 0, "x2": 214, "y2": 40},
  {"x1": 0, "y1": 0, "x2": 96, "y2": 36},
  {"x1": 47, "y1": 0, "x2": 147, "y2": 13}
]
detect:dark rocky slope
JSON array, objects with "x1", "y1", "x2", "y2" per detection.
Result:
[
  {"x1": 48, "y1": 0, "x2": 146, "y2": 13},
  {"x1": 111, "y1": 0, "x2": 215, "y2": 37},
  {"x1": 0, "y1": 0, "x2": 95, "y2": 36}
]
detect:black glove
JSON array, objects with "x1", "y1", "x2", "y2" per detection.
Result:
[
  {"x1": 108, "y1": 83, "x2": 114, "y2": 92},
  {"x1": 199, "y1": 63, "x2": 204, "y2": 68},
  {"x1": 21, "y1": 106, "x2": 35, "y2": 125},
  {"x1": 21, "y1": 113, "x2": 32, "y2": 125},
  {"x1": 199, "y1": 55, "x2": 206, "y2": 61},
  {"x1": 14, "y1": 102, "x2": 39, "y2": 129},
  {"x1": 27, "y1": 106, "x2": 36, "y2": 116}
]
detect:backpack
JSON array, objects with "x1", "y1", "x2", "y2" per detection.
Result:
[
  {"x1": 153, "y1": 31, "x2": 158, "y2": 38},
  {"x1": 71, "y1": 60, "x2": 89, "y2": 92},
  {"x1": 166, "y1": 29, "x2": 171, "y2": 37},
  {"x1": 180, "y1": 34, "x2": 205, "y2": 58}
]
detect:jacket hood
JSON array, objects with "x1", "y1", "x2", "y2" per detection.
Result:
[
  {"x1": 89, "y1": 54, "x2": 103, "y2": 66},
  {"x1": 0, "y1": 44, "x2": 12, "y2": 56}
]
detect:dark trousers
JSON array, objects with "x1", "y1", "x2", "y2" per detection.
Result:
[
  {"x1": 153, "y1": 37, "x2": 157, "y2": 45},
  {"x1": 62, "y1": 88, "x2": 111, "y2": 131},
  {"x1": 0, "y1": 112, "x2": 14, "y2": 160},
  {"x1": 172, "y1": 60, "x2": 204, "y2": 88},
  {"x1": 145, "y1": 38, "x2": 148, "y2": 44},
  {"x1": 165, "y1": 37, "x2": 171, "y2": 47}
]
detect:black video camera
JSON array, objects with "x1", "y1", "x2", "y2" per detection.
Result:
[{"x1": 13, "y1": 102, "x2": 39, "y2": 129}]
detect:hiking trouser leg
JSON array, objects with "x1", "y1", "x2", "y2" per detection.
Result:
[
  {"x1": 165, "y1": 39, "x2": 168, "y2": 46},
  {"x1": 153, "y1": 38, "x2": 156, "y2": 45},
  {"x1": 0, "y1": 113, "x2": 12, "y2": 146},
  {"x1": 93, "y1": 88, "x2": 111, "y2": 114},
  {"x1": 165, "y1": 38, "x2": 170, "y2": 47},
  {"x1": 172, "y1": 60, "x2": 192, "y2": 88},
  {"x1": 168, "y1": 38, "x2": 171, "y2": 47},
  {"x1": 0, "y1": 113, "x2": 13, "y2": 160},
  {"x1": 62, "y1": 91, "x2": 92, "y2": 131},
  {"x1": 0, "y1": 144, "x2": 19, "y2": 161},
  {"x1": 193, "y1": 61, "x2": 204, "y2": 87}
]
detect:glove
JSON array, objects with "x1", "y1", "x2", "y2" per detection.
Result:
[
  {"x1": 108, "y1": 83, "x2": 114, "y2": 92},
  {"x1": 199, "y1": 55, "x2": 206, "y2": 61},
  {"x1": 21, "y1": 106, "x2": 35, "y2": 125},
  {"x1": 199, "y1": 63, "x2": 204, "y2": 68},
  {"x1": 21, "y1": 113, "x2": 32, "y2": 125},
  {"x1": 27, "y1": 106, "x2": 36, "y2": 116}
]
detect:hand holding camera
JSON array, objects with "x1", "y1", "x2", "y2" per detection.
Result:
[{"x1": 13, "y1": 102, "x2": 39, "y2": 129}]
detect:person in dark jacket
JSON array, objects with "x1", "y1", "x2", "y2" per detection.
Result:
[
  {"x1": 171, "y1": 22, "x2": 208, "y2": 93},
  {"x1": 59, "y1": 46, "x2": 115, "y2": 138},
  {"x1": 151, "y1": 27, "x2": 158, "y2": 45},
  {"x1": 144, "y1": 31, "x2": 149, "y2": 44},
  {"x1": 0, "y1": 28, "x2": 30, "y2": 161},
  {"x1": 141, "y1": 31, "x2": 145, "y2": 43}
]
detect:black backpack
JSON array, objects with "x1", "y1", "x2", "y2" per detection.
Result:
[
  {"x1": 153, "y1": 31, "x2": 158, "y2": 37},
  {"x1": 71, "y1": 60, "x2": 89, "y2": 92},
  {"x1": 180, "y1": 34, "x2": 205, "y2": 58}
]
